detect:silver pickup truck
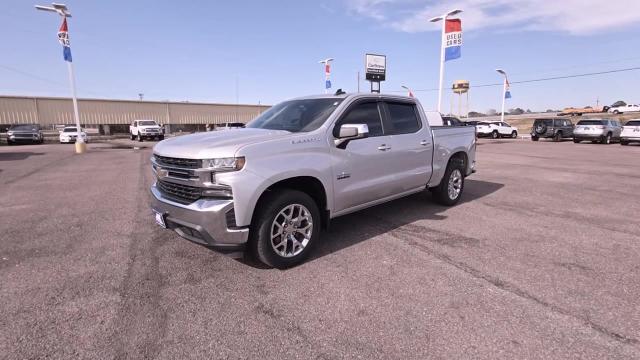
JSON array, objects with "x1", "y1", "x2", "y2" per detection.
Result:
[{"x1": 150, "y1": 93, "x2": 476, "y2": 268}]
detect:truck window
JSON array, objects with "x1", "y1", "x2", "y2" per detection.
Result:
[
  {"x1": 386, "y1": 102, "x2": 421, "y2": 134},
  {"x1": 334, "y1": 102, "x2": 384, "y2": 137}
]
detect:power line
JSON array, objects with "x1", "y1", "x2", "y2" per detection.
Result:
[{"x1": 396, "y1": 66, "x2": 640, "y2": 93}]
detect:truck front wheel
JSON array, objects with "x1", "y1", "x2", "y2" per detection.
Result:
[
  {"x1": 249, "y1": 190, "x2": 321, "y2": 268},
  {"x1": 431, "y1": 161, "x2": 465, "y2": 206}
]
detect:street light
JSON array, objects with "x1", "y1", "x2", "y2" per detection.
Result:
[
  {"x1": 496, "y1": 68, "x2": 509, "y2": 122},
  {"x1": 429, "y1": 9, "x2": 462, "y2": 113},
  {"x1": 401, "y1": 85, "x2": 414, "y2": 98},
  {"x1": 35, "y1": 2, "x2": 86, "y2": 154},
  {"x1": 319, "y1": 58, "x2": 334, "y2": 94}
]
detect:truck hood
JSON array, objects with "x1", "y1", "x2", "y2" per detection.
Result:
[{"x1": 152, "y1": 128, "x2": 291, "y2": 159}]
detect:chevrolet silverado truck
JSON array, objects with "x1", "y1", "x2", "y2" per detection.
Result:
[{"x1": 150, "y1": 93, "x2": 477, "y2": 268}]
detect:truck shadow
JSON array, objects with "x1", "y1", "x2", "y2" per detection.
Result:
[
  {"x1": 311, "y1": 179, "x2": 503, "y2": 261},
  {"x1": 240, "y1": 179, "x2": 504, "y2": 269}
]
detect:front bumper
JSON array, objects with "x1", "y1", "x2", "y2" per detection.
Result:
[{"x1": 150, "y1": 183, "x2": 249, "y2": 252}]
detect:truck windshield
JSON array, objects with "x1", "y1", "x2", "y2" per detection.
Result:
[
  {"x1": 534, "y1": 119, "x2": 553, "y2": 125},
  {"x1": 139, "y1": 121, "x2": 157, "y2": 126},
  {"x1": 63, "y1": 127, "x2": 78, "y2": 132},
  {"x1": 625, "y1": 120, "x2": 640, "y2": 126},
  {"x1": 246, "y1": 98, "x2": 343, "y2": 133},
  {"x1": 10, "y1": 125, "x2": 38, "y2": 131}
]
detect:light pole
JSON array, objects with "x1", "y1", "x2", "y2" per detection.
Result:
[
  {"x1": 35, "y1": 2, "x2": 85, "y2": 154},
  {"x1": 496, "y1": 69, "x2": 508, "y2": 123},
  {"x1": 319, "y1": 58, "x2": 334, "y2": 94},
  {"x1": 401, "y1": 85, "x2": 414, "y2": 98},
  {"x1": 429, "y1": 9, "x2": 462, "y2": 113}
]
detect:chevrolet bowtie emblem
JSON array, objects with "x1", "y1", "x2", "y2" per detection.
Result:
[{"x1": 157, "y1": 169, "x2": 169, "y2": 178}]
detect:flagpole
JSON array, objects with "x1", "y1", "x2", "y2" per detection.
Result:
[
  {"x1": 35, "y1": 4, "x2": 85, "y2": 154},
  {"x1": 67, "y1": 59, "x2": 83, "y2": 150},
  {"x1": 501, "y1": 78, "x2": 507, "y2": 123},
  {"x1": 437, "y1": 19, "x2": 446, "y2": 113},
  {"x1": 429, "y1": 9, "x2": 462, "y2": 113}
]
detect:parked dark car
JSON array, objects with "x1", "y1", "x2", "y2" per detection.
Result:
[
  {"x1": 531, "y1": 118, "x2": 574, "y2": 142},
  {"x1": 6, "y1": 124, "x2": 44, "y2": 145}
]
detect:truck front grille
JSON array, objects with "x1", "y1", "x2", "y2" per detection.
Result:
[
  {"x1": 154, "y1": 155, "x2": 201, "y2": 169},
  {"x1": 157, "y1": 180, "x2": 201, "y2": 204}
]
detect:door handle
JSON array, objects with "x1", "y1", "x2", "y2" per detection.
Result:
[
  {"x1": 377, "y1": 144, "x2": 391, "y2": 151},
  {"x1": 420, "y1": 140, "x2": 431, "y2": 146}
]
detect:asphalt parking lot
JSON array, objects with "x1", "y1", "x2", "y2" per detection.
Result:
[{"x1": 1, "y1": 139, "x2": 639, "y2": 359}]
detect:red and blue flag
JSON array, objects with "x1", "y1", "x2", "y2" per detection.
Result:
[
  {"x1": 57, "y1": 18, "x2": 72, "y2": 62},
  {"x1": 444, "y1": 19, "x2": 462, "y2": 62}
]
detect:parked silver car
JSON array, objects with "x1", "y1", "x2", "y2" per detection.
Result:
[
  {"x1": 621, "y1": 119, "x2": 640, "y2": 145},
  {"x1": 573, "y1": 119, "x2": 622, "y2": 144}
]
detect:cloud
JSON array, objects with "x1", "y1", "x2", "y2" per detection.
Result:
[{"x1": 347, "y1": 0, "x2": 640, "y2": 35}]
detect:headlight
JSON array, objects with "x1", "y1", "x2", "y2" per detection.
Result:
[
  {"x1": 7, "y1": 131, "x2": 13, "y2": 136},
  {"x1": 203, "y1": 157, "x2": 245, "y2": 171}
]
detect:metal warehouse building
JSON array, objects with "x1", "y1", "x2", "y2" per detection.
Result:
[{"x1": 0, "y1": 95, "x2": 270, "y2": 133}]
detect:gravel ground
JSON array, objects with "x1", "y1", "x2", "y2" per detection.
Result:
[{"x1": 1, "y1": 139, "x2": 639, "y2": 359}]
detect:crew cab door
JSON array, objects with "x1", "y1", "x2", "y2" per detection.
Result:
[
  {"x1": 382, "y1": 101, "x2": 433, "y2": 192},
  {"x1": 330, "y1": 101, "x2": 396, "y2": 213}
]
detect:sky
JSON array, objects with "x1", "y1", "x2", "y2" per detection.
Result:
[{"x1": 2, "y1": 0, "x2": 640, "y2": 113}]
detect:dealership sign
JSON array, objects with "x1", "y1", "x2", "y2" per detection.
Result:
[{"x1": 365, "y1": 54, "x2": 386, "y2": 81}]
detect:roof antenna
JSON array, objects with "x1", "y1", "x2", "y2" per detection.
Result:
[{"x1": 334, "y1": 88, "x2": 346, "y2": 95}]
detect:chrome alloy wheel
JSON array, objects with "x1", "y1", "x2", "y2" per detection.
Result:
[
  {"x1": 448, "y1": 169, "x2": 463, "y2": 200},
  {"x1": 270, "y1": 204, "x2": 313, "y2": 258}
]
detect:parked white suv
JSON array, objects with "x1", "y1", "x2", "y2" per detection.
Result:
[
  {"x1": 573, "y1": 119, "x2": 622, "y2": 144},
  {"x1": 130, "y1": 120, "x2": 164, "y2": 142},
  {"x1": 476, "y1": 121, "x2": 518, "y2": 139},
  {"x1": 608, "y1": 104, "x2": 640, "y2": 114},
  {"x1": 621, "y1": 119, "x2": 640, "y2": 145}
]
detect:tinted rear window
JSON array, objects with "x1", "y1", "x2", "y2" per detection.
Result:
[
  {"x1": 534, "y1": 119, "x2": 553, "y2": 125},
  {"x1": 625, "y1": 120, "x2": 640, "y2": 126},
  {"x1": 386, "y1": 103, "x2": 421, "y2": 134},
  {"x1": 577, "y1": 120, "x2": 605, "y2": 125}
]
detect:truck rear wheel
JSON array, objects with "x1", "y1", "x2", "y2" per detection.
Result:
[
  {"x1": 249, "y1": 190, "x2": 321, "y2": 268},
  {"x1": 431, "y1": 160, "x2": 465, "y2": 206}
]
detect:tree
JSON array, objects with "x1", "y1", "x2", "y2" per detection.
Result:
[
  {"x1": 508, "y1": 108, "x2": 525, "y2": 115},
  {"x1": 486, "y1": 109, "x2": 497, "y2": 116},
  {"x1": 526, "y1": 109, "x2": 532, "y2": 113}
]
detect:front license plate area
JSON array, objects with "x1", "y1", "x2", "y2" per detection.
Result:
[{"x1": 154, "y1": 210, "x2": 167, "y2": 228}]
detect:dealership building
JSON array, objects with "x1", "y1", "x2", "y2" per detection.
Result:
[{"x1": 0, "y1": 95, "x2": 270, "y2": 133}]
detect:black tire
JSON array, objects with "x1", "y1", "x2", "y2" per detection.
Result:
[
  {"x1": 249, "y1": 190, "x2": 321, "y2": 269},
  {"x1": 553, "y1": 132, "x2": 562, "y2": 142},
  {"x1": 511, "y1": 131, "x2": 518, "y2": 138},
  {"x1": 159, "y1": 135, "x2": 164, "y2": 141},
  {"x1": 431, "y1": 159, "x2": 465, "y2": 206},
  {"x1": 601, "y1": 133, "x2": 611, "y2": 144},
  {"x1": 130, "y1": 133, "x2": 135, "y2": 140},
  {"x1": 7, "y1": 140, "x2": 14, "y2": 146},
  {"x1": 613, "y1": 110, "x2": 620, "y2": 114},
  {"x1": 621, "y1": 140, "x2": 628, "y2": 146},
  {"x1": 531, "y1": 136, "x2": 539, "y2": 142},
  {"x1": 573, "y1": 138, "x2": 580, "y2": 143},
  {"x1": 138, "y1": 132, "x2": 143, "y2": 142},
  {"x1": 491, "y1": 131, "x2": 499, "y2": 139}
]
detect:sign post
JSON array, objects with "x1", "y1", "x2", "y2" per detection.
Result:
[{"x1": 365, "y1": 54, "x2": 386, "y2": 93}]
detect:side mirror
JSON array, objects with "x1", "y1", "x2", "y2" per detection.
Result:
[{"x1": 335, "y1": 124, "x2": 369, "y2": 149}]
